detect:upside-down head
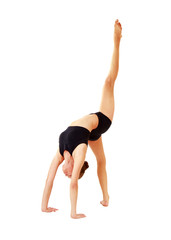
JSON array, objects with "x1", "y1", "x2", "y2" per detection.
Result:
[{"x1": 62, "y1": 151, "x2": 89, "y2": 179}]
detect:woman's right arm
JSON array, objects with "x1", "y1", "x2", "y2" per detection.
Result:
[{"x1": 41, "y1": 149, "x2": 64, "y2": 212}]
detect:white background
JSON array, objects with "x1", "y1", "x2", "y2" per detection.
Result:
[{"x1": 0, "y1": 0, "x2": 171, "y2": 239}]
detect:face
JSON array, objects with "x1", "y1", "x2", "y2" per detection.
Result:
[{"x1": 62, "y1": 153, "x2": 74, "y2": 178}]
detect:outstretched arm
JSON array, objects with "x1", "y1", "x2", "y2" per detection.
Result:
[
  {"x1": 41, "y1": 149, "x2": 64, "y2": 212},
  {"x1": 70, "y1": 144, "x2": 87, "y2": 219}
]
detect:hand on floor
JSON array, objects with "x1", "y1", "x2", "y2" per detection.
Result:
[{"x1": 42, "y1": 207, "x2": 58, "y2": 213}]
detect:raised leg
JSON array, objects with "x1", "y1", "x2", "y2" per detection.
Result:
[{"x1": 99, "y1": 20, "x2": 122, "y2": 121}]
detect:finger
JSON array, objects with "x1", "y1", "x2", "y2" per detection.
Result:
[
  {"x1": 49, "y1": 207, "x2": 54, "y2": 211},
  {"x1": 47, "y1": 207, "x2": 58, "y2": 212},
  {"x1": 77, "y1": 214, "x2": 86, "y2": 219},
  {"x1": 53, "y1": 208, "x2": 58, "y2": 212},
  {"x1": 48, "y1": 208, "x2": 54, "y2": 212},
  {"x1": 51, "y1": 208, "x2": 58, "y2": 211}
]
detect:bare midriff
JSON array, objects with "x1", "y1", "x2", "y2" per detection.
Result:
[{"x1": 70, "y1": 114, "x2": 98, "y2": 132}]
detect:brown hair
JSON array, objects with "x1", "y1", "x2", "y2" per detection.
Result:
[{"x1": 79, "y1": 161, "x2": 89, "y2": 179}]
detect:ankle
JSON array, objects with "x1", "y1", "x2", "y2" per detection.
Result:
[{"x1": 103, "y1": 194, "x2": 109, "y2": 201}]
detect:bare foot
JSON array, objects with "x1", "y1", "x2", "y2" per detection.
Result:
[
  {"x1": 100, "y1": 195, "x2": 109, "y2": 207},
  {"x1": 71, "y1": 213, "x2": 86, "y2": 219},
  {"x1": 114, "y1": 19, "x2": 122, "y2": 46}
]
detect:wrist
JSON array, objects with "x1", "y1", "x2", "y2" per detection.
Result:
[
  {"x1": 41, "y1": 204, "x2": 47, "y2": 212},
  {"x1": 41, "y1": 207, "x2": 46, "y2": 212},
  {"x1": 114, "y1": 41, "x2": 120, "y2": 49},
  {"x1": 71, "y1": 211, "x2": 76, "y2": 218}
]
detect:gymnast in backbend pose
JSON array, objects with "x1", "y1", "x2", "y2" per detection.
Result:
[{"x1": 41, "y1": 19, "x2": 122, "y2": 219}]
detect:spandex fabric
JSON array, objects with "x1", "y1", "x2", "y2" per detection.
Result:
[
  {"x1": 59, "y1": 126, "x2": 90, "y2": 157},
  {"x1": 89, "y1": 112, "x2": 112, "y2": 141},
  {"x1": 59, "y1": 112, "x2": 112, "y2": 157}
]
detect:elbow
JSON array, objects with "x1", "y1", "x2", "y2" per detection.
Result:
[
  {"x1": 108, "y1": 67, "x2": 119, "y2": 81},
  {"x1": 70, "y1": 180, "x2": 78, "y2": 189}
]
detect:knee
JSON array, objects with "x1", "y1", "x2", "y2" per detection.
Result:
[
  {"x1": 96, "y1": 156, "x2": 106, "y2": 166},
  {"x1": 104, "y1": 76, "x2": 114, "y2": 89}
]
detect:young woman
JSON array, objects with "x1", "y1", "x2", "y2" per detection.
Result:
[{"x1": 41, "y1": 19, "x2": 122, "y2": 219}]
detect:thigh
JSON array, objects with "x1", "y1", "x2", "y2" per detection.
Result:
[
  {"x1": 88, "y1": 137, "x2": 106, "y2": 164},
  {"x1": 99, "y1": 82, "x2": 114, "y2": 121}
]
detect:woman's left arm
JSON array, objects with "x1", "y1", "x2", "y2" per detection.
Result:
[
  {"x1": 70, "y1": 144, "x2": 87, "y2": 219},
  {"x1": 41, "y1": 149, "x2": 64, "y2": 212}
]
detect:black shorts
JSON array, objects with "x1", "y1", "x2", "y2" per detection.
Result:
[
  {"x1": 89, "y1": 112, "x2": 112, "y2": 141},
  {"x1": 59, "y1": 112, "x2": 112, "y2": 157}
]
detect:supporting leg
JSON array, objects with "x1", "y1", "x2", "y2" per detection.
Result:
[{"x1": 88, "y1": 137, "x2": 109, "y2": 206}]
